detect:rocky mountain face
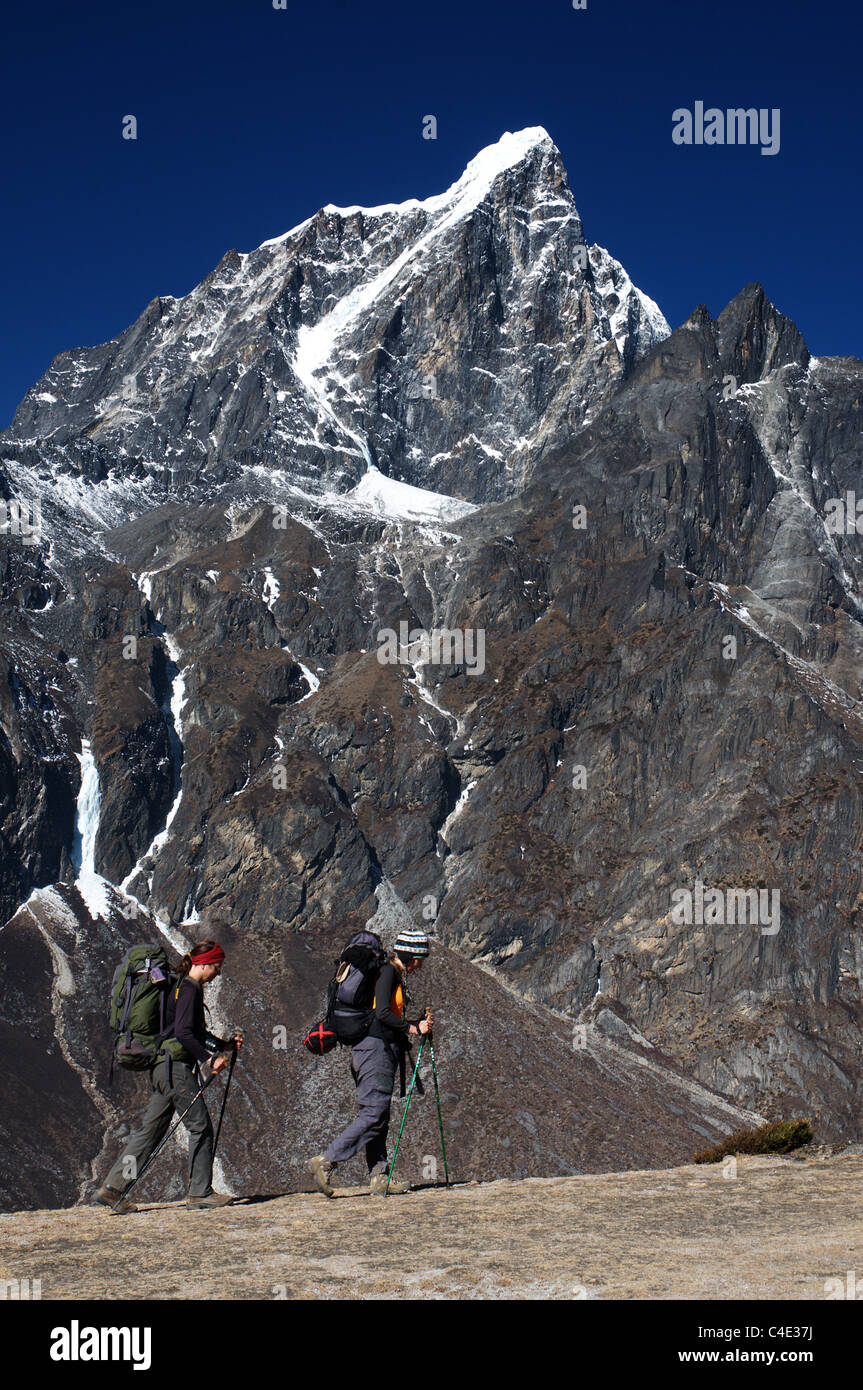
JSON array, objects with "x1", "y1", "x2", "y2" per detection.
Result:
[{"x1": 1, "y1": 127, "x2": 861, "y2": 1212}]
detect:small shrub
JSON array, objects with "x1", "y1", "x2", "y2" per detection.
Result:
[{"x1": 693, "y1": 1118, "x2": 813, "y2": 1165}]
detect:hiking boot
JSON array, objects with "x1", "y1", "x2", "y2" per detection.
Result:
[
  {"x1": 92, "y1": 1184, "x2": 137, "y2": 1215},
  {"x1": 308, "y1": 1154, "x2": 336, "y2": 1198},
  {"x1": 369, "y1": 1171, "x2": 411, "y2": 1196},
  {"x1": 186, "y1": 1192, "x2": 234, "y2": 1209}
]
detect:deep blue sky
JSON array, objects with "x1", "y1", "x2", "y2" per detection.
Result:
[{"x1": 2, "y1": 0, "x2": 860, "y2": 427}]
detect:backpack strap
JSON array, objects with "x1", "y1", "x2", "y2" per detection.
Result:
[
  {"x1": 158, "y1": 977, "x2": 189, "y2": 1086},
  {"x1": 110, "y1": 971, "x2": 133, "y2": 1086},
  {"x1": 117, "y1": 974, "x2": 134, "y2": 1034},
  {"x1": 125, "y1": 978, "x2": 146, "y2": 1053}
]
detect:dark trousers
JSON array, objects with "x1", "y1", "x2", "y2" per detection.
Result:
[
  {"x1": 324, "y1": 1035, "x2": 399, "y2": 1175},
  {"x1": 106, "y1": 1058, "x2": 214, "y2": 1198}
]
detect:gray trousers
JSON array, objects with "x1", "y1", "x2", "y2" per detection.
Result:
[
  {"x1": 106, "y1": 1058, "x2": 214, "y2": 1198},
  {"x1": 324, "y1": 1035, "x2": 399, "y2": 1175}
]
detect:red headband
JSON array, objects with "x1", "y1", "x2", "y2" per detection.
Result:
[{"x1": 190, "y1": 944, "x2": 225, "y2": 966}]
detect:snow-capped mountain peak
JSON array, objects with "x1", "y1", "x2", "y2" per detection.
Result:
[
  {"x1": 2, "y1": 127, "x2": 669, "y2": 534},
  {"x1": 306, "y1": 127, "x2": 556, "y2": 228}
]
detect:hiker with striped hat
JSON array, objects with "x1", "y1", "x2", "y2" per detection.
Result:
[{"x1": 308, "y1": 928, "x2": 433, "y2": 1197}]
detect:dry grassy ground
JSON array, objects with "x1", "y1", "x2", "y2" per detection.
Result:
[{"x1": 1, "y1": 1152, "x2": 860, "y2": 1301}]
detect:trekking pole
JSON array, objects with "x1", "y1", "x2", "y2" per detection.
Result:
[
  {"x1": 428, "y1": 1036, "x2": 450, "y2": 1186},
  {"x1": 112, "y1": 1072, "x2": 215, "y2": 1212},
  {"x1": 211, "y1": 1035, "x2": 241, "y2": 1163},
  {"x1": 385, "y1": 1040, "x2": 424, "y2": 1196}
]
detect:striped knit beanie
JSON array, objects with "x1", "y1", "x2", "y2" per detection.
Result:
[{"x1": 393, "y1": 928, "x2": 430, "y2": 958}]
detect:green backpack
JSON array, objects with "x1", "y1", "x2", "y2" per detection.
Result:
[{"x1": 109, "y1": 944, "x2": 174, "y2": 1071}]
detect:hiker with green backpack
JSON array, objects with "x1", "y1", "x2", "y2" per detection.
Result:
[{"x1": 94, "y1": 938, "x2": 242, "y2": 1214}]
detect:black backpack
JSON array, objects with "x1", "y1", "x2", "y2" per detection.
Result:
[{"x1": 326, "y1": 930, "x2": 387, "y2": 1045}]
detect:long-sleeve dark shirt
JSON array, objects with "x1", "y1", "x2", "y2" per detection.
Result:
[
  {"x1": 368, "y1": 963, "x2": 412, "y2": 1046},
  {"x1": 166, "y1": 977, "x2": 221, "y2": 1065}
]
